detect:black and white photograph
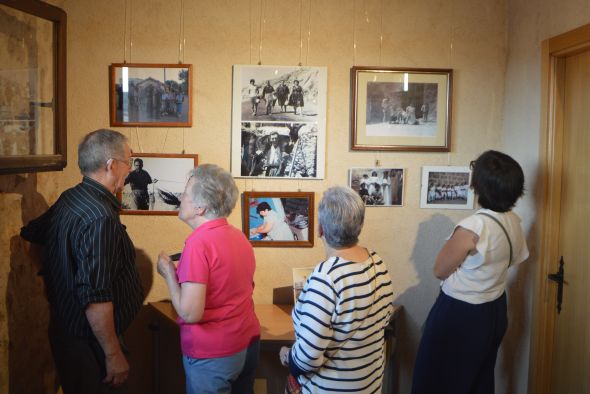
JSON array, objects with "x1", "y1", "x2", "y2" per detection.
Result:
[
  {"x1": 118, "y1": 153, "x2": 198, "y2": 215},
  {"x1": 110, "y1": 63, "x2": 192, "y2": 127},
  {"x1": 420, "y1": 166, "x2": 474, "y2": 209},
  {"x1": 239, "y1": 122, "x2": 318, "y2": 178},
  {"x1": 242, "y1": 191, "x2": 314, "y2": 248},
  {"x1": 351, "y1": 67, "x2": 452, "y2": 152},
  {"x1": 232, "y1": 65, "x2": 327, "y2": 179},
  {"x1": 349, "y1": 167, "x2": 405, "y2": 206}
]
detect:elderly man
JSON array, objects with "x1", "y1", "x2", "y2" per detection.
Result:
[{"x1": 21, "y1": 129, "x2": 144, "y2": 393}]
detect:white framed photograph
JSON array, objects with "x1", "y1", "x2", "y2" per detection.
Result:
[
  {"x1": 232, "y1": 65, "x2": 327, "y2": 179},
  {"x1": 349, "y1": 167, "x2": 405, "y2": 206},
  {"x1": 420, "y1": 166, "x2": 474, "y2": 209}
]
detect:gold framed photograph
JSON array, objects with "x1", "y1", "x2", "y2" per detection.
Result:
[{"x1": 351, "y1": 67, "x2": 452, "y2": 152}]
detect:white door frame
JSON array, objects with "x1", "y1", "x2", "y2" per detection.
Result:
[{"x1": 530, "y1": 23, "x2": 590, "y2": 394}]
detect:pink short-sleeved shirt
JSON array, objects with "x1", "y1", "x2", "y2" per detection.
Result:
[{"x1": 176, "y1": 218, "x2": 260, "y2": 358}]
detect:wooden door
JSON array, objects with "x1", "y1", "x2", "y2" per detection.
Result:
[
  {"x1": 549, "y1": 49, "x2": 590, "y2": 394},
  {"x1": 532, "y1": 23, "x2": 590, "y2": 394}
]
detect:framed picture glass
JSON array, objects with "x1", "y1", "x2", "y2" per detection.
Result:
[
  {"x1": 242, "y1": 191, "x2": 314, "y2": 247},
  {"x1": 420, "y1": 166, "x2": 474, "y2": 210},
  {"x1": 349, "y1": 167, "x2": 405, "y2": 206},
  {"x1": 351, "y1": 67, "x2": 452, "y2": 152},
  {"x1": 118, "y1": 153, "x2": 198, "y2": 215},
  {"x1": 109, "y1": 63, "x2": 192, "y2": 127},
  {"x1": 231, "y1": 65, "x2": 327, "y2": 179},
  {"x1": 0, "y1": 0, "x2": 67, "y2": 174}
]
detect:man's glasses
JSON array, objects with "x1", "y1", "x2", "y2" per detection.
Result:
[{"x1": 107, "y1": 158, "x2": 131, "y2": 168}]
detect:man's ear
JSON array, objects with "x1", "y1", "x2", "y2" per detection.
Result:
[{"x1": 105, "y1": 158, "x2": 115, "y2": 173}]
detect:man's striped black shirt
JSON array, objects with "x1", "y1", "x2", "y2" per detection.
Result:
[{"x1": 21, "y1": 177, "x2": 144, "y2": 338}]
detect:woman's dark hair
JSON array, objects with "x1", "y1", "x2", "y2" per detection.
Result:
[
  {"x1": 470, "y1": 150, "x2": 524, "y2": 212},
  {"x1": 256, "y1": 202, "x2": 271, "y2": 217}
]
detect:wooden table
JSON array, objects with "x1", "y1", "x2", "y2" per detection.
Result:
[
  {"x1": 148, "y1": 301, "x2": 400, "y2": 394},
  {"x1": 148, "y1": 302, "x2": 294, "y2": 394}
]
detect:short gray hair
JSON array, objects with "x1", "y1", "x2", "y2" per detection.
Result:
[
  {"x1": 188, "y1": 164, "x2": 238, "y2": 219},
  {"x1": 318, "y1": 186, "x2": 365, "y2": 248},
  {"x1": 78, "y1": 129, "x2": 128, "y2": 175}
]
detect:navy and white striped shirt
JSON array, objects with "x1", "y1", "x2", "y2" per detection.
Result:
[
  {"x1": 21, "y1": 177, "x2": 144, "y2": 337},
  {"x1": 289, "y1": 251, "x2": 394, "y2": 393}
]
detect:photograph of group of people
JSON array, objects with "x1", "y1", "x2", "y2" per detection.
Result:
[
  {"x1": 120, "y1": 154, "x2": 197, "y2": 213},
  {"x1": 364, "y1": 81, "x2": 438, "y2": 137},
  {"x1": 232, "y1": 65, "x2": 327, "y2": 179},
  {"x1": 349, "y1": 167, "x2": 405, "y2": 206},
  {"x1": 239, "y1": 123, "x2": 318, "y2": 178},
  {"x1": 420, "y1": 166, "x2": 474, "y2": 209},
  {"x1": 246, "y1": 197, "x2": 311, "y2": 242},
  {"x1": 112, "y1": 65, "x2": 190, "y2": 125}
]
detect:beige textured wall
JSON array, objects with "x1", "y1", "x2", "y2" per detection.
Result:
[
  {"x1": 3, "y1": 0, "x2": 572, "y2": 393},
  {"x1": 501, "y1": 1, "x2": 590, "y2": 393}
]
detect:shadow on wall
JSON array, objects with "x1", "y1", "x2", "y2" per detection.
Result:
[
  {"x1": 394, "y1": 213, "x2": 455, "y2": 392},
  {"x1": 497, "y1": 223, "x2": 535, "y2": 394},
  {"x1": 3, "y1": 174, "x2": 57, "y2": 394}
]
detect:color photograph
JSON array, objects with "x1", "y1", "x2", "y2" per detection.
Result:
[{"x1": 242, "y1": 191, "x2": 314, "y2": 247}]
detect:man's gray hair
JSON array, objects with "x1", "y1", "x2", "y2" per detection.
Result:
[
  {"x1": 78, "y1": 129, "x2": 128, "y2": 175},
  {"x1": 318, "y1": 186, "x2": 365, "y2": 248},
  {"x1": 188, "y1": 164, "x2": 238, "y2": 219}
]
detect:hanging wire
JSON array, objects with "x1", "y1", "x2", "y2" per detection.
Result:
[
  {"x1": 178, "y1": 0, "x2": 185, "y2": 63},
  {"x1": 305, "y1": 0, "x2": 312, "y2": 66},
  {"x1": 129, "y1": 0, "x2": 133, "y2": 61},
  {"x1": 161, "y1": 129, "x2": 169, "y2": 152},
  {"x1": 298, "y1": 0, "x2": 303, "y2": 66},
  {"x1": 182, "y1": 128, "x2": 185, "y2": 154},
  {"x1": 123, "y1": 0, "x2": 128, "y2": 62},
  {"x1": 447, "y1": 0, "x2": 455, "y2": 164},
  {"x1": 135, "y1": 127, "x2": 143, "y2": 153},
  {"x1": 352, "y1": 0, "x2": 357, "y2": 65},
  {"x1": 249, "y1": 0, "x2": 253, "y2": 64},
  {"x1": 258, "y1": 0, "x2": 264, "y2": 64},
  {"x1": 379, "y1": 0, "x2": 384, "y2": 66}
]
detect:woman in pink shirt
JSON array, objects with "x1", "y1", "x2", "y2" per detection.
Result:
[{"x1": 157, "y1": 164, "x2": 260, "y2": 393}]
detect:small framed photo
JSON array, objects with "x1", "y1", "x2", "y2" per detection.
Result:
[
  {"x1": 231, "y1": 65, "x2": 327, "y2": 179},
  {"x1": 109, "y1": 63, "x2": 192, "y2": 127},
  {"x1": 118, "y1": 153, "x2": 198, "y2": 215},
  {"x1": 420, "y1": 166, "x2": 474, "y2": 210},
  {"x1": 351, "y1": 67, "x2": 452, "y2": 152},
  {"x1": 242, "y1": 191, "x2": 314, "y2": 247},
  {"x1": 349, "y1": 167, "x2": 405, "y2": 206}
]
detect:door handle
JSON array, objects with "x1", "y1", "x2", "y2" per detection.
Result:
[{"x1": 548, "y1": 256, "x2": 565, "y2": 314}]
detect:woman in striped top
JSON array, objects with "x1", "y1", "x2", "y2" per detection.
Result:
[{"x1": 280, "y1": 186, "x2": 395, "y2": 393}]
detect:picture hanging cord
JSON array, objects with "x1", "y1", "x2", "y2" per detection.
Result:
[
  {"x1": 178, "y1": 0, "x2": 185, "y2": 63},
  {"x1": 161, "y1": 129, "x2": 169, "y2": 152},
  {"x1": 249, "y1": 0, "x2": 253, "y2": 64},
  {"x1": 123, "y1": 0, "x2": 127, "y2": 62},
  {"x1": 305, "y1": 0, "x2": 312, "y2": 66},
  {"x1": 298, "y1": 0, "x2": 303, "y2": 66},
  {"x1": 379, "y1": 0, "x2": 384, "y2": 66},
  {"x1": 135, "y1": 127, "x2": 143, "y2": 153},
  {"x1": 258, "y1": 0, "x2": 264, "y2": 65},
  {"x1": 129, "y1": 0, "x2": 134, "y2": 62},
  {"x1": 182, "y1": 128, "x2": 185, "y2": 154},
  {"x1": 352, "y1": 0, "x2": 357, "y2": 65}
]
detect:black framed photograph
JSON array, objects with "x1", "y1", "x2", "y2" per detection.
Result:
[
  {"x1": 351, "y1": 67, "x2": 452, "y2": 152},
  {"x1": 232, "y1": 65, "x2": 327, "y2": 179},
  {"x1": 242, "y1": 191, "x2": 314, "y2": 247},
  {"x1": 117, "y1": 153, "x2": 198, "y2": 215},
  {"x1": 109, "y1": 63, "x2": 192, "y2": 127},
  {"x1": 349, "y1": 167, "x2": 405, "y2": 206},
  {"x1": 420, "y1": 166, "x2": 474, "y2": 209},
  {"x1": 0, "y1": 0, "x2": 67, "y2": 174}
]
